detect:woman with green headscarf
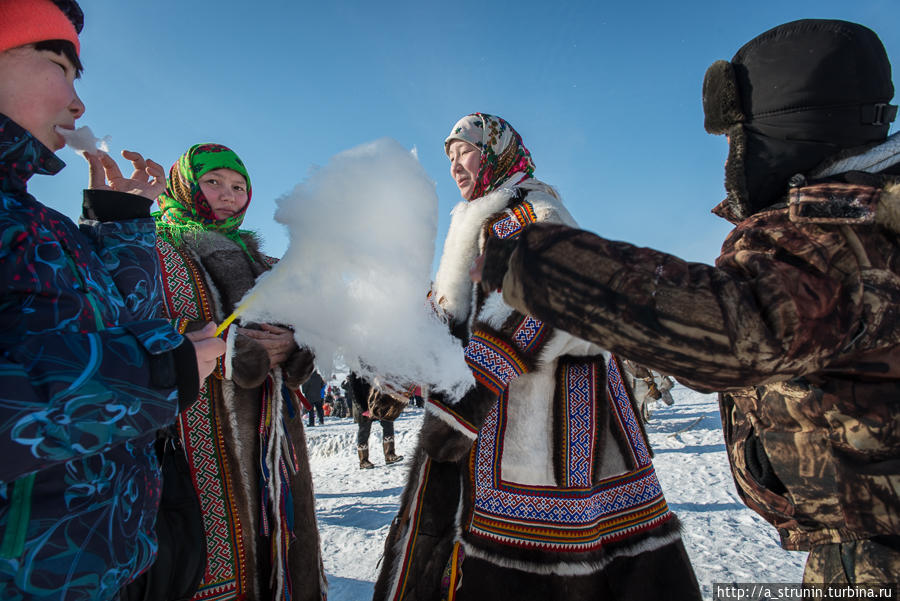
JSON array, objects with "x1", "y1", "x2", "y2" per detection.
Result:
[{"x1": 139, "y1": 143, "x2": 326, "y2": 601}]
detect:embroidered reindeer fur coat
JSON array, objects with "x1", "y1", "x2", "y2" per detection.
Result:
[
  {"x1": 372, "y1": 178, "x2": 700, "y2": 601},
  {"x1": 155, "y1": 229, "x2": 326, "y2": 601}
]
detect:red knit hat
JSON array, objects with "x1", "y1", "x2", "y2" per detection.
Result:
[{"x1": 0, "y1": 0, "x2": 80, "y2": 55}]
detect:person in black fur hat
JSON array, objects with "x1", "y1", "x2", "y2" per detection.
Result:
[{"x1": 473, "y1": 19, "x2": 900, "y2": 586}]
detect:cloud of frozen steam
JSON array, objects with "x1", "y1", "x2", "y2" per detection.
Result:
[{"x1": 239, "y1": 138, "x2": 474, "y2": 401}]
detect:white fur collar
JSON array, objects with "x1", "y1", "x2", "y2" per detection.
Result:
[
  {"x1": 431, "y1": 178, "x2": 573, "y2": 324},
  {"x1": 431, "y1": 188, "x2": 514, "y2": 322}
]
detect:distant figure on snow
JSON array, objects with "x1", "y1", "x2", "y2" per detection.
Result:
[{"x1": 347, "y1": 372, "x2": 404, "y2": 469}]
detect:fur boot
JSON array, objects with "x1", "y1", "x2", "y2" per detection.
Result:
[
  {"x1": 383, "y1": 437, "x2": 403, "y2": 465},
  {"x1": 359, "y1": 445, "x2": 375, "y2": 469}
]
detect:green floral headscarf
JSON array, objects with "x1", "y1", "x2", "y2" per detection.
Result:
[
  {"x1": 156, "y1": 143, "x2": 252, "y2": 242},
  {"x1": 444, "y1": 113, "x2": 535, "y2": 200}
]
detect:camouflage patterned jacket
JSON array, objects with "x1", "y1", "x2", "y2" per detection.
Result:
[{"x1": 483, "y1": 175, "x2": 900, "y2": 551}]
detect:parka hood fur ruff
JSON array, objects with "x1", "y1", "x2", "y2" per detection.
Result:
[{"x1": 431, "y1": 177, "x2": 575, "y2": 326}]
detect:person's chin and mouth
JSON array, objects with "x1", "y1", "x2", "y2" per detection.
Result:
[
  {"x1": 456, "y1": 177, "x2": 473, "y2": 199},
  {"x1": 52, "y1": 124, "x2": 75, "y2": 151}
]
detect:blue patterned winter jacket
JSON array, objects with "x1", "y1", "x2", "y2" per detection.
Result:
[{"x1": 0, "y1": 115, "x2": 198, "y2": 601}]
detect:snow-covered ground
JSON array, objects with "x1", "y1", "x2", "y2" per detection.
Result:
[{"x1": 305, "y1": 385, "x2": 806, "y2": 601}]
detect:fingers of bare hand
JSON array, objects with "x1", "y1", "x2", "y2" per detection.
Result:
[
  {"x1": 122, "y1": 150, "x2": 148, "y2": 181},
  {"x1": 100, "y1": 152, "x2": 124, "y2": 181},
  {"x1": 84, "y1": 152, "x2": 108, "y2": 189},
  {"x1": 142, "y1": 177, "x2": 166, "y2": 200},
  {"x1": 469, "y1": 254, "x2": 485, "y2": 282},
  {"x1": 186, "y1": 322, "x2": 217, "y2": 341},
  {"x1": 145, "y1": 158, "x2": 166, "y2": 182},
  {"x1": 196, "y1": 336, "x2": 226, "y2": 360},
  {"x1": 237, "y1": 328, "x2": 270, "y2": 340}
]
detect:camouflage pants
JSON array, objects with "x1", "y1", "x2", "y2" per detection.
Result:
[{"x1": 804, "y1": 538, "x2": 900, "y2": 588}]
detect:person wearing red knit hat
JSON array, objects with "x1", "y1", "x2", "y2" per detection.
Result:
[{"x1": 0, "y1": 1, "x2": 226, "y2": 599}]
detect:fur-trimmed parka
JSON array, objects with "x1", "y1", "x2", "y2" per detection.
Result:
[{"x1": 155, "y1": 229, "x2": 327, "y2": 601}]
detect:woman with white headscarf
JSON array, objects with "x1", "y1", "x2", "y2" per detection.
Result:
[{"x1": 373, "y1": 114, "x2": 701, "y2": 601}]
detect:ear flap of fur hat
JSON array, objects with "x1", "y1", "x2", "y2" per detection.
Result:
[
  {"x1": 703, "y1": 60, "x2": 744, "y2": 135},
  {"x1": 712, "y1": 124, "x2": 751, "y2": 223},
  {"x1": 704, "y1": 59, "x2": 752, "y2": 222}
]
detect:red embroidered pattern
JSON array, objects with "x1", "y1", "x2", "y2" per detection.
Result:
[
  {"x1": 490, "y1": 201, "x2": 537, "y2": 240},
  {"x1": 511, "y1": 316, "x2": 546, "y2": 354},
  {"x1": 157, "y1": 239, "x2": 248, "y2": 600}
]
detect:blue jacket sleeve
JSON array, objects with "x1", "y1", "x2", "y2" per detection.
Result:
[
  {"x1": 0, "y1": 320, "x2": 191, "y2": 484},
  {"x1": 78, "y1": 190, "x2": 167, "y2": 321}
]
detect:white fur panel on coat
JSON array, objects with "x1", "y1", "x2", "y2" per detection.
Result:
[
  {"x1": 431, "y1": 177, "x2": 576, "y2": 327},
  {"x1": 432, "y1": 177, "x2": 610, "y2": 486},
  {"x1": 500, "y1": 330, "x2": 606, "y2": 486}
]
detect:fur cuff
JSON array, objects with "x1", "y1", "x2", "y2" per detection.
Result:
[
  {"x1": 282, "y1": 345, "x2": 315, "y2": 388},
  {"x1": 230, "y1": 327, "x2": 272, "y2": 389},
  {"x1": 422, "y1": 402, "x2": 478, "y2": 462}
]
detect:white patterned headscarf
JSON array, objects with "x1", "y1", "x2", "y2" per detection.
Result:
[{"x1": 444, "y1": 113, "x2": 535, "y2": 199}]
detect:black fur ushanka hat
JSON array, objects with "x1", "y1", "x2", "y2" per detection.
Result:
[{"x1": 702, "y1": 19, "x2": 897, "y2": 222}]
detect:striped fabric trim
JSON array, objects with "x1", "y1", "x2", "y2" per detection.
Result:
[
  {"x1": 606, "y1": 355, "x2": 652, "y2": 467},
  {"x1": 425, "y1": 399, "x2": 479, "y2": 439},
  {"x1": 157, "y1": 238, "x2": 249, "y2": 600},
  {"x1": 388, "y1": 459, "x2": 433, "y2": 601},
  {"x1": 511, "y1": 316, "x2": 546, "y2": 354},
  {"x1": 464, "y1": 330, "x2": 528, "y2": 396},
  {"x1": 559, "y1": 361, "x2": 598, "y2": 488}
]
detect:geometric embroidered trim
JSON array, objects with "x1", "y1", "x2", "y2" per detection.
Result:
[
  {"x1": 158, "y1": 239, "x2": 249, "y2": 599},
  {"x1": 606, "y1": 355, "x2": 651, "y2": 468},
  {"x1": 464, "y1": 330, "x2": 528, "y2": 396},
  {"x1": 512, "y1": 315, "x2": 546, "y2": 354},
  {"x1": 467, "y1": 357, "x2": 671, "y2": 552},
  {"x1": 490, "y1": 201, "x2": 537, "y2": 240},
  {"x1": 559, "y1": 361, "x2": 597, "y2": 488}
]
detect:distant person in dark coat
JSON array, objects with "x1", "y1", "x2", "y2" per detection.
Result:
[
  {"x1": 347, "y1": 372, "x2": 403, "y2": 468},
  {"x1": 302, "y1": 370, "x2": 326, "y2": 426}
]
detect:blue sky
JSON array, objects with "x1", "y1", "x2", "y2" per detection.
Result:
[{"x1": 30, "y1": 0, "x2": 899, "y2": 269}]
